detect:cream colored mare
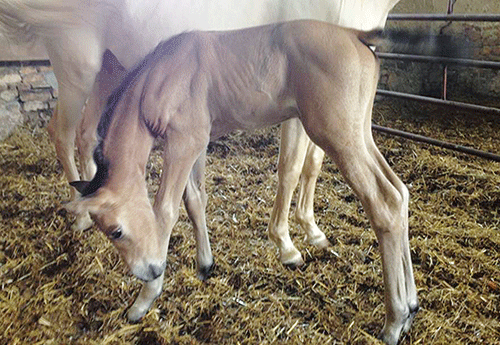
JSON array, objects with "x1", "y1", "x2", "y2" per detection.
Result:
[
  {"x1": 0, "y1": 0, "x2": 399, "y2": 265},
  {"x1": 68, "y1": 21, "x2": 418, "y2": 344}
]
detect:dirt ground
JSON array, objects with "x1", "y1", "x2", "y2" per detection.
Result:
[{"x1": 1, "y1": 98, "x2": 499, "y2": 344}]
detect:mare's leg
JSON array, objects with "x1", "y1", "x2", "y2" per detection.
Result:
[
  {"x1": 44, "y1": 35, "x2": 103, "y2": 230},
  {"x1": 76, "y1": 81, "x2": 100, "y2": 181},
  {"x1": 270, "y1": 118, "x2": 329, "y2": 265},
  {"x1": 268, "y1": 118, "x2": 308, "y2": 266},
  {"x1": 76, "y1": 50, "x2": 127, "y2": 181},
  {"x1": 295, "y1": 139, "x2": 329, "y2": 248},
  {"x1": 128, "y1": 125, "x2": 210, "y2": 322},
  {"x1": 183, "y1": 150, "x2": 214, "y2": 280}
]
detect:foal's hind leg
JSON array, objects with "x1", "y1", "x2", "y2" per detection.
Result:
[
  {"x1": 295, "y1": 138, "x2": 329, "y2": 249},
  {"x1": 368, "y1": 142, "x2": 419, "y2": 334},
  {"x1": 297, "y1": 65, "x2": 416, "y2": 342},
  {"x1": 268, "y1": 118, "x2": 309, "y2": 266},
  {"x1": 183, "y1": 150, "x2": 214, "y2": 280},
  {"x1": 323, "y1": 136, "x2": 414, "y2": 344},
  {"x1": 306, "y1": 115, "x2": 417, "y2": 344}
]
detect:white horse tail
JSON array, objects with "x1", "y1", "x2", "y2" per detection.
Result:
[{"x1": 0, "y1": 0, "x2": 104, "y2": 43}]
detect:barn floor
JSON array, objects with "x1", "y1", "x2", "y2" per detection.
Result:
[{"x1": 1, "y1": 99, "x2": 499, "y2": 344}]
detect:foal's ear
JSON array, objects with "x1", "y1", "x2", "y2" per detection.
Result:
[
  {"x1": 64, "y1": 188, "x2": 113, "y2": 216},
  {"x1": 69, "y1": 180, "x2": 90, "y2": 194}
]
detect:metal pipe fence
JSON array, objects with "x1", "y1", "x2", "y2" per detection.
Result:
[
  {"x1": 376, "y1": 90, "x2": 500, "y2": 116},
  {"x1": 375, "y1": 7, "x2": 500, "y2": 162},
  {"x1": 388, "y1": 14, "x2": 500, "y2": 22},
  {"x1": 373, "y1": 124, "x2": 500, "y2": 162},
  {"x1": 377, "y1": 53, "x2": 500, "y2": 70}
]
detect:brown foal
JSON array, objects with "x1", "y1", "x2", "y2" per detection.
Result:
[{"x1": 66, "y1": 20, "x2": 463, "y2": 344}]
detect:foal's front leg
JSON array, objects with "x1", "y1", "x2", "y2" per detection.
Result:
[
  {"x1": 128, "y1": 129, "x2": 210, "y2": 322},
  {"x1": 127, "y1": 272, "x2": 165, "y2": 322},
  {"x1": 183, "y1": 150, "x2": 214, "y2": 280}
]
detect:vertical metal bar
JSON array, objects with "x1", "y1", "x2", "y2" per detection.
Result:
[
  {"x1": 442, "y1": 66, "x2": 448, "y2": 99},
  {"x1": 441, "y1": 0, "x2": 456, "y2": 100}
]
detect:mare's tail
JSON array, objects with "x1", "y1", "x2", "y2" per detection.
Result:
[{"x1": 0, "y1": 0, "x2": 101, "y2": 43}]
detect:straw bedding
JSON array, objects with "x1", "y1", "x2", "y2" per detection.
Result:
[{"x1": 1, "y1": 99, "x2": 499, "y2": 344}]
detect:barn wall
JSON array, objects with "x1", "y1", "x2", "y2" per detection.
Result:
[
  {"x1": 381, "y1": 0, "x2": 500, "y2": 102},
  {"x1": 0, "y1": 64, "x2": 57, "y2": 140}
]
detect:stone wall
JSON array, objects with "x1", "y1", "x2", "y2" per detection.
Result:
[{"x1": 0, "y1": 63, "x2": 57, "y2": 140}]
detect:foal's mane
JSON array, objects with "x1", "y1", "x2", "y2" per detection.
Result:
[{"x1": 80, "y1": 33, "x2": 189, "y2": 197}]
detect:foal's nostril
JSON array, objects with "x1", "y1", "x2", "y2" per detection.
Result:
[{"x1": 149, "y1": 263, "x2": 164, "y2": 280}]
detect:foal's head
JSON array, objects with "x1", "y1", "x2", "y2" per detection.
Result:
[
  {"x1": 65, "y1": 42, "x2": 185, "y2": 281},
  {"x1": 68, "y1": 182, "x2": 167, "y2": 282}
]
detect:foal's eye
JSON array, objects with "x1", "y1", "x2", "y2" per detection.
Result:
[{"x1": 109, "y1": 227, "x2": 124, "y2": 240}]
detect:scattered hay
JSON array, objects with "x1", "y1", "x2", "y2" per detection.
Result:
[{"x1": 1, "y1": 99, "x2": 499, "y2": 344}]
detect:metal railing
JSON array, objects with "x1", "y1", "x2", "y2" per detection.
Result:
[{"x1": 376, "y1": 1, "x2": 500, "y2": 161}]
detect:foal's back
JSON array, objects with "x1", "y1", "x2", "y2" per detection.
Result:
[{"x1": 138, "y1": 20, "x2": 377, "y2": 140}]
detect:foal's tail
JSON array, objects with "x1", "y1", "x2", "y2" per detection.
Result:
[
  {"x1": 0, "y1": 0, "x2": 104, "y2": 43},
  {"x1": 359, "y1": 27, "x2": 472, "y2": 59}
]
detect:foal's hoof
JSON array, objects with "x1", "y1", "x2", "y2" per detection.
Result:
[
  {"x1": 71, "y1": 212, "x2": 93, "y2": 231},
  {"x1": 279, "y1": 248, "x2": 304, "y2": 268},
  {"x1": 308, "y1": 235, "x2": 332, "y2": 250},
  {"x1": 378, "y1": 304, "x2": 420, "y2": 345},
  {"x1": 403, "y1": 304, "x2": 420, "y2": 334},
  {"x1": 377, "y1": 332, "x2": 399, "y2": 345},
  {"x1": 127, "y1": 304, "x2": 148, "y2": 323},
  {"x1": 197, "y1": 261, "x2": 215, "y2": 281}
]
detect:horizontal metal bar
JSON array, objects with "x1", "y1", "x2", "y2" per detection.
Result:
[
  {"x1": 388, "y1": 14, "x2": 500, "y2": 22},
  {"x1": 372, "y1": 124, "x2": 500, "y2": 162},
  {"x1": 377, "y1": 53, "x2": 500, "y2": 70},
  {"x1": 0, "y1": 59, "x2": 51, "y2": 67},
  {"x1": 376, "y1": 89, "x2": 500, "y2": 115}
]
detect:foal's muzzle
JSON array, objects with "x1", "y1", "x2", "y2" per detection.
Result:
[{"x1": 148, "y1": 263, "x2": 165, "y2": 280}]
